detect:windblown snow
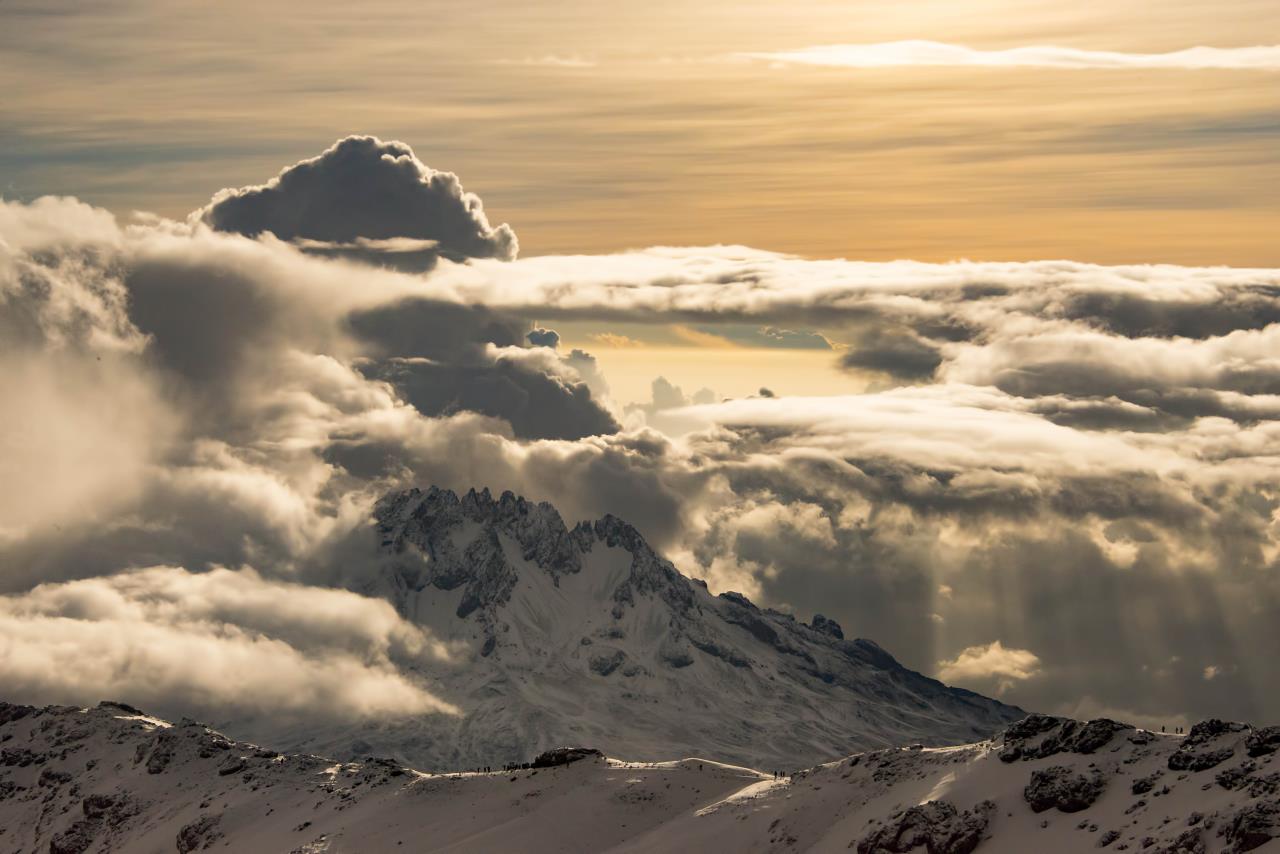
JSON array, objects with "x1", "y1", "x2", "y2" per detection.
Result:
[
  {"x1": 1, "y1": 701, "x2": 1276, "y2": 853},
  {"x1": 226, "y1": 486, "x2": 1024, "y2": 771}
]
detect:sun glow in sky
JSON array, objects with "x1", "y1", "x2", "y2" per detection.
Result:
[{"x1": 2, "y1": 0, "x2": 1277, "y2": 264}]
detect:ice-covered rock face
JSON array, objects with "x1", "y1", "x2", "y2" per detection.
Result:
[
  {"x1": 373, "y1": 487, "x2": 586, "y2": 641},
  {"x1": 371, "y1": 487, "x2": 696, "y2": 654}
]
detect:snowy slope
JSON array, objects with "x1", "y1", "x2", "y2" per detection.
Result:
[
  {"x1": 2, "y1": 701, "x2": 1277, "y2": 854},
  {"x1": 234, "y1": 486, "x2": 1024, "y2": 771}
]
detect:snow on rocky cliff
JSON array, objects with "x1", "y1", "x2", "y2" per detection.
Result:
[
  {"x1": 2, "y1": 701, "x2": 1277, "y2": 853},
  {"x1": 232, "y1": 486, "x2": 1025, "y2": 771}
]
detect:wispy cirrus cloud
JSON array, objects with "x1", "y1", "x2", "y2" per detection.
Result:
[
  {"x1": 740, "y1": 40, "x2": 1280, "y2": 71},
  {"x1": 494, "y1": 55, "x2": 597, "y2": 69}
]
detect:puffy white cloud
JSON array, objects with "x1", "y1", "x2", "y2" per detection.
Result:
[
  {"x1": 0, "y1": 566, "x2": 458, "y2": 719},
  {"x1": 937, "y1": 641, "x2": 1042, "y2": 685}
]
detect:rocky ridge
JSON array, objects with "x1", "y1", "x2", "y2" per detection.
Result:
[{"x1": 2, "y1": 702, "x2": 1277, "y2": 853}]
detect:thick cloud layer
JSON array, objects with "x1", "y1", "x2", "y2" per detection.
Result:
[
  {"x1": 1, "y1": 188, "x2": 1279, "y2": 733},
  {"x1": 198, "y1": 136, "x2": 518, "y2": 264},
  {"x1": 0, "y1": 566, "x2": 457, "y2": 719}
]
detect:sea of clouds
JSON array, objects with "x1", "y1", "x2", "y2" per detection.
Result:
[{"x1": 2, "y1": 136, "x2": 1278, "y2": 730}]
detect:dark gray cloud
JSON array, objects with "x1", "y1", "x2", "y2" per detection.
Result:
[
  {"x1": 1059, "y1": 287, "x2": 1280, "y2": 339},
  {"x1": 839, "y1": 327, "x2": 942, "y2": 382},
  {"x1": 198, "y1": 135, "x2": 517, "y2": 264},
  {"x1": 348, "y1": 304, "x2": 617, "y2": 441},
  {"x1": 526, "y1": 327, "x2": 561, "y2": 348},
  {"x1": 347, "y1": 298, "x2": 524, "y2": 358},
  {"x1": 362, "y1": 355, "x2": 618, "y2": 442}
]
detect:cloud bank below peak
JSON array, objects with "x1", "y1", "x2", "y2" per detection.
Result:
[
  {"x1": 740, "y1": 40, "x2": 1280, "y2": 71},
  {"x1": 0, "y1": 566, "x2": 458, "y2": 720}
]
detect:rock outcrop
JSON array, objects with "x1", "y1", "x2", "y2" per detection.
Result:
[{"x1": 856, "y1": 800, "x2": 991, "y2": 854}]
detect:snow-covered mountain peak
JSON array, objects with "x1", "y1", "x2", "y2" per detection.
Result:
[{"x1": 263, "y1": 485, "x2": 1030, "y2": 772}]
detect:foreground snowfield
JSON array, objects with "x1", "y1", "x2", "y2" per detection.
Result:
[{"x1": 2, "y1": 702, "x2": 1277, "y2": 853}]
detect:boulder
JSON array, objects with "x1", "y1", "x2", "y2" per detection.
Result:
[
  {"x1": 1225, "y1": 800, "x2": 1280, "y2": 853},
  {"x1": 1024, "y1": 766, "x2": 1107, "y2": 813},
  {"x1": 176, "y1": 814, "x2": 222, "y2": 854},
  {"x1": 1245, "y1": 726, "x2": 1280, "y2": 758},
  {"x1": 856, "y1": 800, "x2": 991, "y2": 854},
  {"x1": 810, "y1": 614, "x2": 844, "y2": 640},
  {"x1": 1169, "y1": 747, "x2": 1234, "y2": 772}
]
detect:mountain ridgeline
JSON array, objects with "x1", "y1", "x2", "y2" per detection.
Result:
[{"x1": 256, "y1": 485, "x2": 1024, "y2": 771}]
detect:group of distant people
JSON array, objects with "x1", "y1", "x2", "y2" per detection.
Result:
[
  {"x1": 1159, "y1": 726, "x2": 1186, "y2": 734},
  {"x1": 771, "y1": 770, "x2": 793, "y2": 780}
]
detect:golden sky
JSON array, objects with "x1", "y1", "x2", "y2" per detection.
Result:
[{"x1": 1, "y1": 0, "x2": 1277, "y2": 264}]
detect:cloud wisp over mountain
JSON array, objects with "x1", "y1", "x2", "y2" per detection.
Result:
[
  {"x1": 1, "y1": 139, "x2": 1279, "y2": 733},
  {"x1": 741, "y1": 40, "x2": 1280, "y2": 71}
]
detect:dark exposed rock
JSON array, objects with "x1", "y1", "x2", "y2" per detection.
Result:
[
  {"x1": 810, "y1": 614, "x2": 844, "y2": 640},
  {"x1": 1224, "y1": 800, "x2": 1280, "y2": 852},
  {"x1": 688, "y1": 637, "x2": 751, "y2": 669},
  {"x1": 195, "y1": 731, "x2": 234, "y2": 759},
  {"x1": 1071, "y1": 719, "x2": 1134, "y2": 754},
  {"x1": 1168, "y1": 747, "x2": 1234, "y2": 772},
  {"x1": 1024, "y1": 766, "x2": 1107, "y2": 813},
  {"x1": 589, "y1": 649, "x2": 626, "y2": 676},
  {"x1": 1, "y1": 747, "x2": 45, "y2": 767},
  {"x1": 1246, "y1": 771, "x2": 1280, "y2": 798},
  {"x1": 49, "y1": 822, "x2": 97, "y2": 854},
  {"x1": 48, "y1": 793, "x2": 138, "y2": 854},
  {"x1": 1183, "y1": 720, "x2": 1247, "y2": 749},
  {"x1": 95, "y1": 701, "x2": 145, "y2": 716},
  {"x1": 1215, "y1": 761, "x2": 1257, "y2": 791},
  {"x1": 144, "y1": 732, "x2": 178, "y2": 774},
  {"x1": 530, "y1": 747, "x2": 604, "y2": 768},
  {"x1": 1001, "y1": 714, "x2": 1064, "y2": 762},
  {"x1": 1156, "y1": 829, "x2": 1205, "y2": 854},
  {"x1": 176, "y1": 814, "x2": 223, "y2": 853},
  {"x1": 1163, "y1": 720, "x2": 1246, "y2": 772},
  {"x1": 0, "y1": 703, "x2": 35, "y2": 728},
  {"x1": 81, "y1": 794, "x2": 123, "y2": 820},
  {"x1": 1001, "y1": 715, "x2": 1132, "y2": 763},
  {"x1": 856, "y1": 799, "x2": 991, "y2": 854},
  {"x1": 1132, "y1": 771, "x2": 1162, "y2": 795},
  {"x1": 1245, "y1": 726, "x2": 1280, "y2": 758},
  {"x1": 38, "y1": 768, "x2": 73, "y2": 787},
  {"x1": 217, "y1": 755, "x2": 247, "y2": 776},
  {"x1": 658, "y1": 642, "x2": 694, "y2": 669}
]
